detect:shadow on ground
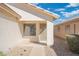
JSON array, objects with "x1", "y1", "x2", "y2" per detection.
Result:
[
  {"x1": 51, "y1": 36, "x2": 79, "y2": 56},
  {"x1": 31, "y1": 41, "x2": 47, "y2": 46}
]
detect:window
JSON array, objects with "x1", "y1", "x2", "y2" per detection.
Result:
[
  {"x1": 65, "y1": 24, "x2": 70, "y2": 33},
  {"x1": 54, "y1": 26, "x2": 60, "y2": 33},
  {"x1": 24, "y1": 24, "x2": 36, "y2": 36},
  {"x1": 74, "y1": 24, "x2": 76, "y2": 34}
]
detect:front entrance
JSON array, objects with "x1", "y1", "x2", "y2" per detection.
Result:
[
  {"x1": 23, "y1": 23, "x2": 37, "y2": 42},
  {"x1": 23, "y1": 22, "x2": 47, "y2": 42},
  {"x1": 24, "y1": 24, "x2": 36, "y2": 36}
]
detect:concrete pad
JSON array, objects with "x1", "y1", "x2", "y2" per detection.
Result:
[{"x1": 29, "y1": 46, "x2": 45, "y2": 56}]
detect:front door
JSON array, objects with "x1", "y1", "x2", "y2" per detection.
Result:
[{"x1": 23, "y1": 23, "x2": 37, "y2": 42}]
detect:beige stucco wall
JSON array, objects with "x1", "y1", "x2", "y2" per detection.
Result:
[
  {"x1": 54, "y1": 25, "x2": 65, "y2": 38},
  {"x1": 75, "y1": 22, "x2": 79, "y2": 34},
  {"x1": 54, "y1": 19, "x2": 79, "y2": 39},
  {"x1": 0, "y1": 14, "x2": 22, "y2": 52},
  {"x1": 47, "y1": 21, "x2": 54, "y2": 46}
]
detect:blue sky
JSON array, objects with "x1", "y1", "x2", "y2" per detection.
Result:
[{"x1": 33, "y1": 3, "x2": 79, "y2": 24}]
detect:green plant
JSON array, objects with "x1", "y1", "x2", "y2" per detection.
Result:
[
  {"x1": 0, "y1": 51, "x2": 6, "y2": 56},
  {"x1": 66, "y1": 34, "x2": 79, "y2": 54}
]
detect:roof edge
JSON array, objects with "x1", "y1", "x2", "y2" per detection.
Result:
[
  {"x1": 28, "y1": 3, "x2": 59, "y2": 19},
  {"x1": 2, "y1": 3, "x2": 21, "y2": 19},
  {"x1": 54, "y1": 16, "x2": 79, "y2": 26}
]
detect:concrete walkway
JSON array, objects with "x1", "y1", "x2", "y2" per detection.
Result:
[
  {"x1": 8, "y1": 39, "x2": 57, "y2": 56},
  {"x1": 29, "y1": 45, "x2": 45, "y2": 56}
]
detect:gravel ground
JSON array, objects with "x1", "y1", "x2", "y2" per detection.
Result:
[{"x1": 51, "y1": 36, "x2": 79, "y2": 56}]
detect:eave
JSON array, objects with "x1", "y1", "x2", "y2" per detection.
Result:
[{"x1": 0, "y1": 3, "x2": 21, "y2": 20}]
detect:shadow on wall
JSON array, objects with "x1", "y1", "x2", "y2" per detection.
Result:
[
  {"x1": 31, "y1": 41, "x2": 47, "y2": 46},
  {"x1": 18, "y1": 22, "x2": 24, "y2": 37},
  {"x1": 0, "y1": 13, "x2": 18, "y2": 23}
]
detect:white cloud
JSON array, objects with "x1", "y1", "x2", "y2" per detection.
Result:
[
  {"x1": 55, "y1": 8, "x2": 65, "y2": 11},
  {"x1": 61, "y1": 10, "x2": 79, "y2": 17},
  {"x1": 66, "y1": 3, "x2": 79, "y2": 7},
  {"x1": 47, "y1": 8, "x2": 51, "y2": 10}
]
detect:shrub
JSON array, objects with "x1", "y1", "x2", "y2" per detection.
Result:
[
  {"x1": 0, "y1": 51, "x2": 6, "y2": 56},
  {"x1": 66, "y1": 34, "x2": 79, "y2": 54}
]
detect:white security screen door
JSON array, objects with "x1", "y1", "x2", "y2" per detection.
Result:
[{"x1": 24, "y1": 24, "x2": 36, "y2": 36}]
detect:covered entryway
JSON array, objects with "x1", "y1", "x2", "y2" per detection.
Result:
[
  {"x1": 22, "y1": 21, "x2": 47, "y2": 43},
  {"x1": 0, "y1": 3, "x2": 58, "y2": 55},
  {"x1": 5, "y1": 3, "x2": 58, "y2": 47},
  {"x1": 22, "y1": 20, "x2": 54, "y2": 46}
]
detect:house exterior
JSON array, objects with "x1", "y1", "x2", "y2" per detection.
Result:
[
  {"x1": 54, "y1": 17, "x2": 79, "y2": 39},
  {"x1": 0, "y1": 3, "x2": 58, "y2": 52}
]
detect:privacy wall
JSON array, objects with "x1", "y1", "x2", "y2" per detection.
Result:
[{"x1": 0, "y1": 14, "x2": 22, "y2": 52}]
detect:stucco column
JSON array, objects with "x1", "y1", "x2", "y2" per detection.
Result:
[
  {"x1": 47, "y1": 21, "x2": 54, "y2": 46},
  {"x1": 36, "y1": 23, "x2": 40, "y2": 42}
]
